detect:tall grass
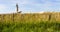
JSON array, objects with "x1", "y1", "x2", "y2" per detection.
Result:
[{"x1": 0, "y1": 21, "x2": 60, "y2": 32}]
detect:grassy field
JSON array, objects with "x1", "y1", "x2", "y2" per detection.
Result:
[
  {"x1": 0, "y1": 12, "x2": 60, "y2": 22},
  {"x1": 0, "y1": 21, "x2": 60, "y2": 32},
  {"x1": 0, "y1": 13, "x2": 60, "y2": 32}
]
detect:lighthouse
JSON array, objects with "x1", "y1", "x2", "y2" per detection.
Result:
[{"x1": 16, "y1": 3, "x2": 22, "y2": 13}]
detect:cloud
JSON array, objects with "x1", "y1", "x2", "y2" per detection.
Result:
[
  {"x1": 9, "y1": 0, "x2": 60, "y2": 12},
  {"x1": 0, "y1": 0, "x2": 60, "y2": 13},
  {"x1": 0, "y1": 4, "x2": 7, "y2": 10},
  {"x1": 10, "y1": 0, "x2": 28, "y2": 4}
]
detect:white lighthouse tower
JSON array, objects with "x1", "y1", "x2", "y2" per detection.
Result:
[{"x1": 16, "y1": 3, "x2": 22, "y2": 13}]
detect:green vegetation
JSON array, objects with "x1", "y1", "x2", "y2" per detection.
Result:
[
  {"x1": 0, "y1": 21, "x2": 60, "y2": 32},
  {"x1": 0, "y1": 13, "x2": 60, "y2": 32}
]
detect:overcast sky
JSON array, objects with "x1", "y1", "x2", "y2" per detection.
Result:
[{"x1": 0, "y1": 0, "x2": 60, "y2": 14}]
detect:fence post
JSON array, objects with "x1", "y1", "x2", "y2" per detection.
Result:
[
  {"x1": 1, "y1": 15, "x2": 4, "y2": 22},
  {"x1": 12, "y1": 13, "x2": 14, "y2": 22},
  {"x1": 48, "y1": 13, "x2": 51, "y2": 21}
]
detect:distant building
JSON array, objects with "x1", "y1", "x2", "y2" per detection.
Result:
[{"x1": 16, "y1": 3, "x2": 22, "y2": 13}]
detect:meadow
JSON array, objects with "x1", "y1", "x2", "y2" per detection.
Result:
[
  {"x1": 0, "y1": 21, "x2": 60, "y2": 32},
  {"x1": 0, "y1": 12, "x2": 60, "y2": 32}
]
